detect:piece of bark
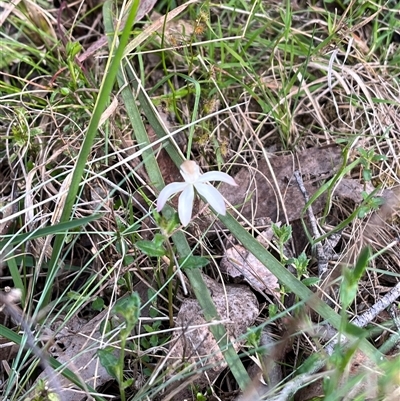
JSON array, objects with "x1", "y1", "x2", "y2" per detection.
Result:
[
  {"x1": 220, "y1": 226, "x2": 279, "y2": 294},
  {"x1": 334, "y1": 178, "x2": 374, "y2": 203},
  {"x1": 165, "y1": 275, "x2": 259, "y2": 399}
]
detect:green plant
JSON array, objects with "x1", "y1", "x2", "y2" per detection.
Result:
[
  {"x1": 358, "y1": 147, "x2": 387, "y2": 184},
  {"x1": 141, "y1": 320, "x2": 168, "y2": 349},
  {"x1": 320, "y1": 248, "x2": 371, "y2": 400},
  {"x1": 98, "y1": 293, "x2": 141, "y2": 401},
  {"x1": 272, "y1": 222, "x2": 292, "y2": 264},
  {"x1": 357, "y1": 191, "x2": 385, "y2": 218}
]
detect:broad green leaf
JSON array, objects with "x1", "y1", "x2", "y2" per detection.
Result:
[{"x1": 179, "y1": 255, "x2": 210, "y2": 270}]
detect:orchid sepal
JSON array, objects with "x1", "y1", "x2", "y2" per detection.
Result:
[
  {"x1": 198, "y1": 171, "x2": 238, "y2": 186},
  {"x1": 157, "y1": 182, "x2": 187, "y2": 212}
]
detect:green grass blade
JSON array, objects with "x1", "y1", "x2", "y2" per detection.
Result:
[
  {"x1": 6, "y1": 256, "x2": 25, "y2": 304},
  {"x1": 124, "y1": 63, "x2": 184, "y2": 168},
  {"x1": 185, "y1": 267, "x2": 251, "y2": 389},
  {"x1": 0, "y1": 215, "x2": 101, "y2": 248},
  {"x1": 103, "y1": 4, "x2": 162, "y2": 190},
  {"x1": 43, "y1": 0, "x2": 140, "y2": 306}
]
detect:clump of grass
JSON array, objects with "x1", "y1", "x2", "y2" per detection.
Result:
[{"x1": 1, "y1": 0, "x2": 400, "y2": 400}]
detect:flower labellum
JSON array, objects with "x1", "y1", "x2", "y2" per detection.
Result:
[{"x1": 157, "y1": 160, "x2": 238, "y2": 226}]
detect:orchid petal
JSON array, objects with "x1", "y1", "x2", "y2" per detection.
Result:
[
  {"x1": 194, "y1": 183, "x2": 227, "y2": 215},
  {"x1": 198, "y1": 171, "x2": 237, "y2": 186},
  {"x1": 157, "y1": 182, "x2": 188, "y2": 211},
  {"x1": 178, "y1": 185, "x2": 195, "y2": 226}
]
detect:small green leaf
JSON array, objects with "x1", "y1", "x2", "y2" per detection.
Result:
[
  {"x1": 98, "y1": 348, "x2": 119, "y2": 379},
  {"x1": 196, "y1": 393, "x2": 207, "y2": 401},
  {"x1": 67, "y1": 291, "x2": 83, "y2": 301},
  {"x1": 268, "y1": 304, "x2": 278, "y2": 318},
  {"x1": 293, "y1": 251, "x2": 309, "y2": 276},
  {"x1": 143, "y1": 324, "x2": 154, "y2": 333},
  {"x1": 357, "y1": 147, "x2": 368, "y2": 159},
  {"x1": 166, "y1": 212, "x2": 180, "y2": 232},
  {"x1": 153, "y1": 233, "x2": 167, "y2": 248},
  {"x1": 245, "y1": 326, "x2": 262, "y2": 348},
  {"x1": 135, "y1": 239, "x2": 166, "y2": 257},
  {"x1": 66, "y1": 41, "x2": 82, "y2": 59},
  {"x1": 149, "y1": 307, "x2": 158, "y2": 318},
  {"x1": 141, "y1": 337, "x2": 150, "y2": 349},
  {"x1": 92, "y1": 297, "x2": 105, "y2": 311},
  {"x1": 301, "y1": 277, "x2": 319, "y2": 287},
  {"x1": 340, "y1": 248, "x2": 369, "y2": 309},
  {"x1": 340, "y1": 269, "x2": 358, "y2": 309},
  {"x1": 99, "y1": 318, "x2": 111, "y2": 335},
  {"x1": 48, "y1": 393, "x2": 61, "y2": 401},
  {"x1": 353, "y1": 247, "x2": 370, "y2": 280},
  {"x1": 371, "y1": 154, "x2": 387, "y2": 162},
  {"x1": 123, "y1": 255, "x2": 135, "y2": 265},
  {"x1": 157, "y1": 212, "x2": 180, "y2": 236},
  {"x1": 362, "y1": 169, "x2": 372, "y2": 182},
  {"x1": 272, "y1": 223, "x2": 292, "y2": 243},
  {"x1": 357, "y1": 206, "x2": 368, "y2": 218},
  {"x1": 60, "y1": 87, "x2": 70, "y2": 95},
  {"x1": 297, "y1": 251, "x2": 309, "y2": 266},
  {"x1": 122, "y1": 378, "x2": 134, "y2": 390},
  {"x1": 150, "y1": 334, "x2": 158, "y2": 347},
  {"x1": 178, "y1": 255, "x2": 209, "y2": 270}
]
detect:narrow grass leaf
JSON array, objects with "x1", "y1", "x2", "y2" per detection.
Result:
[
  {"x1": 0, "y1": 215, "x2": 101, "y2": 248},
  {"x1": 6, "y1": 257, "x2": 25, "y2": 304}
]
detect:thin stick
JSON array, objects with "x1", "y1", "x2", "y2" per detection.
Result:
[{"x1": 293, "y1": 171, "x2": 328, "y2": 276}]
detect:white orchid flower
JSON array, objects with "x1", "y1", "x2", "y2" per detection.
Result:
[{"x1": 157, "y1": 160, "x2": 238, "y2": 226}]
